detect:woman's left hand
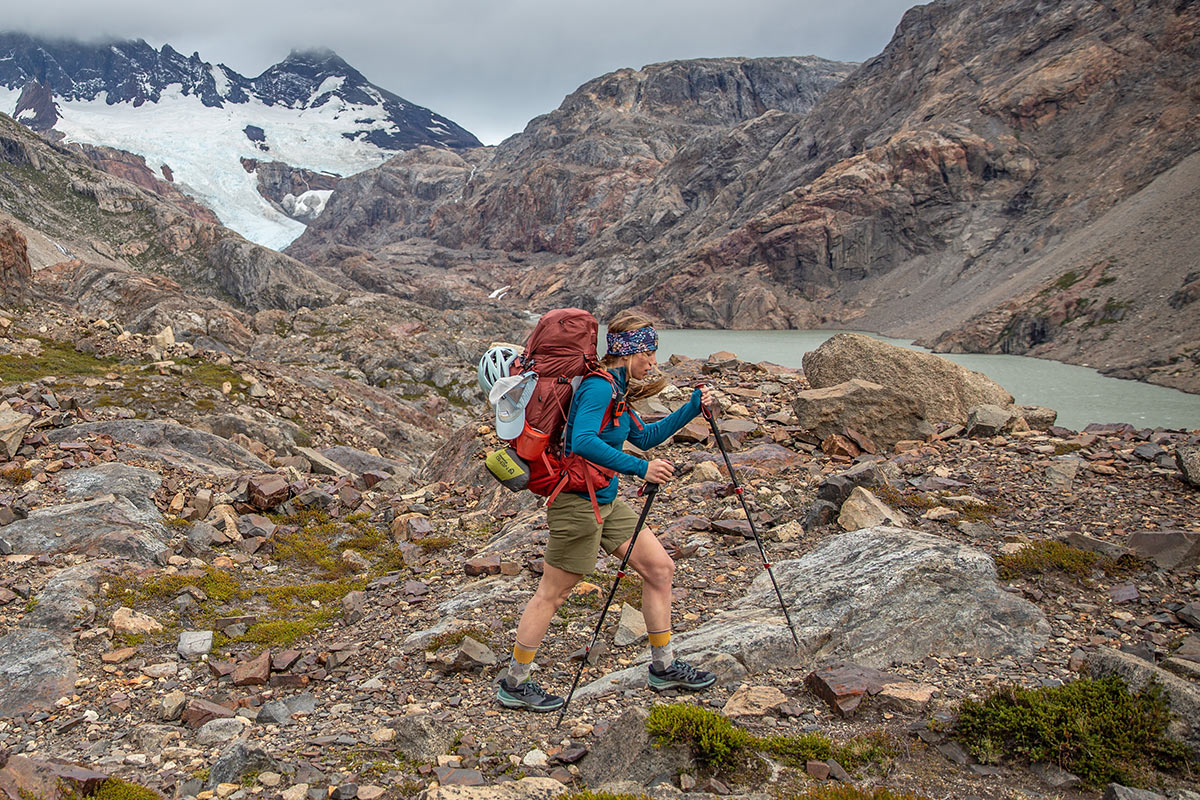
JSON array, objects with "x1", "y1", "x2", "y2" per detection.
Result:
[{"x1": 697, "y1": 384, "x2": 715, "y2": 412}]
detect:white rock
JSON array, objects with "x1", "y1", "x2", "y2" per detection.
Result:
[
  {"x1": 521, "y1": 748, "x2": 550, "y2": 768},
  {"x1": 111, "y1": 607, "x2": 163, "y2": 635},
  {"x1": 177, "y1": 630, "x2": 213, "y2": 661},
  {"x1": 196, "y1": 717, "x2": 247, "y2": 746}
]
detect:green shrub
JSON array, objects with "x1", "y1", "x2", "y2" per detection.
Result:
[
  {"x1": 645, "y1": 704, "x2": 755, "y2": 768},
  {"x1": 646, "y1": 704, "x2": 895, "y2": 776},
  {"x1": 780, "y1": 788, "x2": 931, "y2": 800},
  {"x1": 995, "y1": 540, "x2": 1100, "y2": 579},
  {"x1": 953, "y1": 676, "x2": 1193, "y2": 788}
]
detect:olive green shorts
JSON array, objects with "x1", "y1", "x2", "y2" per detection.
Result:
[{"x1": 544, "y1": 493, "x2": 637, "y2": 575}]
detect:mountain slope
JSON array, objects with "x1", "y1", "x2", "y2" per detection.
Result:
[
  {"x1": 292, "y1": 0, "x2": 1200, "y2": 393},
  {"x1": 0, "y1": 111, "x2": 341, "y2": 349},
  {"x1": 0, "y1": 34, "x2": 481, "y2": 249},
  {"x1": 285, "y1": 56, "x2": 856, "y2": 300}
]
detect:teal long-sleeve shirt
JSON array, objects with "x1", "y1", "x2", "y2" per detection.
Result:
[{"x1": 564, "y1": 366, "x2": 703, "y2": 504}]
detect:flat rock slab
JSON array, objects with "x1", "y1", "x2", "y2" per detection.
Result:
[
  {"x1": 420, "y1": 777, "x2": 565, "y2": 800},
  {"x1": 47, "y1": 420, "x2": 268, "y2": 474},
  {"x1": 693, "y1": 443, "x2": 804, "y2": 477},
  {"x1": 0, "y1": 756, "x2": 109, "y2": 800},
  {"x1": 320, "y1": 445, "x2": 408, "y2": 477},
  {"x1": 806, "y1": 662, "x2": 901, "y2": 717},
  {"x1": 575, "y1": 526, "x2": 1048, "y2": 700},
  {"x1": 0, "y1": 629, "x2": 79, "y2": 718},
  {"x1": 59, "y1": 463, "x2": 163, "y2": 516},
  {"x1": 1126, "y1": 530, "x2": 1200, "y2": 571},
  {"x1": 1, "y1": 495, "x2": 166, "y2": 561}
]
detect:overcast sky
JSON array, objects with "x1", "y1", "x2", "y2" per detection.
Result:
[{"x1": 9, "y1": 0, "x2": 919, "y2": 145}]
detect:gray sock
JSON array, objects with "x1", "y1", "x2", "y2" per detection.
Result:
[
  {"x1": 651, "y1": 642, "x2": 674, "y2": 672},
  {"x1": 507, "y1": 656, "x2": 533, "y2": 685}
]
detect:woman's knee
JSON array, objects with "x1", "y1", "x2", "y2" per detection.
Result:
[{"x1": 638, "y1": 554, "x2": 674, "y2": 588}]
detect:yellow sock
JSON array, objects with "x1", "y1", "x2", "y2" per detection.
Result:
[
  {"x1": 647, "y1": 630, "x2": 672, "y2": 647},
  {"x1": 512, "y1": 642, "x2": 537, "y2": 664}
]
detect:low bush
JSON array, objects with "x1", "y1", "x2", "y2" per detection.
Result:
[
  {"x1": 953, "y1": 675, "x2": 1193, "y2": 788},
  {"x1": 780, "y1": 788, "x2": 931, "y2": 800},
  {"x1": 995, "y1": 540, "x2": 1138, "y2": 579},
  {"x1": 647, "y1": 704, "x2": 896, "y2": 775}
]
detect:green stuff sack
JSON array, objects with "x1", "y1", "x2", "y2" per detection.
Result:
[{"x1": 486, "y1": 448, "x2": 530, "y2": 492}]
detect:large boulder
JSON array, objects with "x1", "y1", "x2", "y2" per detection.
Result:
[
  {"x1": 803, "y1": 333, "x2": 1014, "y2": 426},
  {"x1": 1177, "y1": 445, "x2": 1200, "y2": 488},
  {"x1": 575, "y1": 527, "x2": 1049, "y2": 699},
  {"x1": 577, "y1": 707, "x2": 693, "y2": 788},
  {"x1": 792, "y1": 379, "x2": 934, "y2": 449}
]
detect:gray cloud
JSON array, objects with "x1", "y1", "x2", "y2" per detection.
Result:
[{"x1": 8, "y1": 0, "x2": 916, "y2": 144}]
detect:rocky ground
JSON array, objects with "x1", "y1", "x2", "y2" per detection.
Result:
[{"x1": 0, "y1": 306, "x2": 1198, "y2": 800}]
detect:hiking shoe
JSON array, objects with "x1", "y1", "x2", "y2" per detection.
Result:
[
  {"x1": 648, "y1": 659, "x2": 716, "y2": 692},
  {"x1": 496, "y1": 678, "x2": 564, "y2": 712}
]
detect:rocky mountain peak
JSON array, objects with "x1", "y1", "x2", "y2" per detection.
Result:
[{"x1": 13, "y1": 79, "x2": 57, "y2": 131}]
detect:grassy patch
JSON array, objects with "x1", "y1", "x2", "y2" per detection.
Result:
[
  {"x1": 0, "y1": 338, "x2": 122, "y2": 383},
  {"x1": 994, "y1": 540, "x2": 1140, "y2": 580},
  {"x1": 645, "y1": 704, "x2": 895, "y2": 777},
  {"x1": 953, "y1": 676, "x2": 1194, "y2": 788},
  {"x1": 235, "y1": 612, "x2": 337, "y2": 647},
  {"x1": 1, "y1": 467, "x2": 33, "y2": 484},
  {"x1": 1055, "y1": 271, "x2": 1080, "y2": 291},
  {"x1": 427, "y1": 627, "x2": 493, "y2": 653},
  {"x1": 54, "y1": 779, "x2": 162, "y2": 800},
  {"x1": 1054, "y1": 442, "x2": 1084, "y2": 455},
  {"x1": 873, "y1": 486, "x2": 938, "y2": 512},
  {"x1": 105, "y1": 565, "x2": 241, "y2": 607},
  {"x1": 412, "y1": 535, "x2": 454, "y2": 552},
  {"x1": 779, "y1": 789, "x2": 932, "y2": 800},
  {"x1": 646, "y1": 703, "x2": 755, "y2": 769}
]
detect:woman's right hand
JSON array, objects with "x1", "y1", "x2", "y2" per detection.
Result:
[{"x1": 645, "y1": 458, "x2": 675, "y2": 484}]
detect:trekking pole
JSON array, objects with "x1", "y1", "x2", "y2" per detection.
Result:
[
  {"x1": 556, "y1": 482, "x2": 659, "y2": 727},
  {"x1": 701, "y1": 397, "x2": 801, "y2": 650}
]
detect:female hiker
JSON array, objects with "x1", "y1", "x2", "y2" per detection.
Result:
[{"x1": 497, "y1": 310, "x2": 717, "y2": 712}]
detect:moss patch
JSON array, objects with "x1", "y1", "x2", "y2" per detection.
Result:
[
  {"x1": 645, "y1": 704, "x2": 896, "y2": 777},
  {"x1": 0, "y1": 339, "x2": 122, "y2": 383},
  {"x1": 994, "y1": 540, "x2": 1137, "y2": 579},
  {"x1": 428, "y1": 626, "x2": 493, "y2": 652},
  {"x1": 953, "y1": 675, "x2": 1194, "y2": 788},
  {"x1": 780, "y1": 789, "x2": 932, "y2": 800}
]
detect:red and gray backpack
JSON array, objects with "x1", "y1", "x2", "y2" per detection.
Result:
[{"x1": 484, "y1": 308, "x2": 639, "y2": 523}]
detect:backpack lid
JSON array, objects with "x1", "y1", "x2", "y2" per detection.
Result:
[{"x1": 493, "y1": 372, "x2": 538, "y2": 440}]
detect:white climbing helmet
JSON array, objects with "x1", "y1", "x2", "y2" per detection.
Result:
[{"x1": 477, "y1": 345, "x2": 521, "y2": 395}]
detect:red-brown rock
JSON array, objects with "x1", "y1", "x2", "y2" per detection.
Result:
[{"x1": 233, "y1": 651, "x2": 271, "y2": 686}]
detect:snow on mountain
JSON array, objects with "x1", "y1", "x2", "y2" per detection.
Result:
[{"x1": 0, "y1": 35, "x2": 482, "y2": 250}]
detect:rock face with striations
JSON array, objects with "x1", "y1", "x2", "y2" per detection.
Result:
[
  {"x1": 803, "y1": 333, "x2": 1013, "y2": 426},
  {"x1": 0, "y1": 218, "x2": 32, "y2": 304},
  {"x1": 292, "y1": 0, "x2": 1200, "y2": 394},
  {"x1": 286, "y1": 56, "x2": 856, "y2": 302}
]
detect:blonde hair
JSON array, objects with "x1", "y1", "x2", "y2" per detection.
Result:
[{"x1": 602, "y1": 309, "x2": 667, "y2": 402}]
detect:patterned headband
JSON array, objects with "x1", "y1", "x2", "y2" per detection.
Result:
[{"x1": 607, "y1": 326, "x2": 658, "y2": 357}]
